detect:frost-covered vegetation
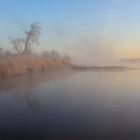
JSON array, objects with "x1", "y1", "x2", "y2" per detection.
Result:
[{"x1": 0, "y1": 53, "x2": 71, "y2": 77}]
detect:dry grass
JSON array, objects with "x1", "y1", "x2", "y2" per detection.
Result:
[{"x1": 0, "y1": 55, "x2": 71, "y2": 77}]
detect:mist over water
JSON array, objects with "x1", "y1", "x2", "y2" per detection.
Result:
[{"x1": 0, "y1": 70, "x2": 140, "y2": 139}]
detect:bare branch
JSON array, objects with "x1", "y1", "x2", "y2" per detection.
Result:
[
  {"x1": 24, "y1": 23, "x2": 41, "y2": 54},
  {"x1": 10, "y1": 38, "x2": 24, "y2": 54},
  {"x1": 10, "y1": 23, "x2": 41, "y2": 55}
]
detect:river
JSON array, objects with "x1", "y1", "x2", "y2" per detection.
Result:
[{"x1": 0, "y1": 70, "x2": 140, "y2": 140}]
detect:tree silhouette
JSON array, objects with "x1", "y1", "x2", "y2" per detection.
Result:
[
  {"x1": 10, "y1": 23, "x2": 41, "y2": 55},
  {"x1": 24, "y1": 23, "x2": 41, "y2": 54}
]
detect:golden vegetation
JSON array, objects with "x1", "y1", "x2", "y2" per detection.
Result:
[{"x1": 0, "y1": 54, "x2": 71, "y2": 77}]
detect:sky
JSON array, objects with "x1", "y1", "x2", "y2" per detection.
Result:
[{"x1": 0, "y1": 0, "x2": 140, "y2": 64}]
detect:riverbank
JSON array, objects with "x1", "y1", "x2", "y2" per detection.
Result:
[
  {"x1": 0, "y1": 55, "x2": 138, "y2": 78},
  {"x1": 0, "y1": 55, "x2": 71, "y2": 77}
]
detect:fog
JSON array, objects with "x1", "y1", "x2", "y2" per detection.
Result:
[
  {"x1": 69, "y1": 39, "x2": 116, "y2": 66},
  {"x1": 50, "y1": 36, "x2": 118, "y2": 66}
]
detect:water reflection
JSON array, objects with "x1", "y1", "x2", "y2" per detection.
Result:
[
  {"x1": 0, "y1": 70, "x2": 140, "y2": 140},
  {"x1": 0, "y1": 70, "x2": 76, "y2": 91},
  {"x1": 0, "y1": 70, "x2": 75, "y2": 116},
  {"x1": 14, "y1": 88, "x2": 41, "y2": 114}
]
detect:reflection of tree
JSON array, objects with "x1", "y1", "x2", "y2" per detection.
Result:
[
  {"x1": 0, "y1": 70, "x2": 76, "y2": 91},
  {"x1": 0, "y1": 70, "x2": 77, "y2": 114},
  {"x1": 14, "y1": 87, "x2": 41, "y2": 114}
]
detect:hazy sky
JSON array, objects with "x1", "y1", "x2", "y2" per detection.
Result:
[{"x1": 0, "y1": 0, "x2": 140, "y2": 64}]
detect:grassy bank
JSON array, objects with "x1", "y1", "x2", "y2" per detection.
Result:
[{"x1": 0, "y1": 55, "x2": 71, "y2": 77}]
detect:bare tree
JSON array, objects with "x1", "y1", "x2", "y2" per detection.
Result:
[
  {"x1": 10, "y1": 23, "x2": 41, "y2": 55},
  {"x1": 50, "y1": 50, "x2": 61, "y2": 60},
  {"x1": 41, "y1": 50, "x2": 62, "y2": 60},
  {"x1": 41, "y1": 50, "x2": 51, "y2": 59},
  {"x1": 10, "y1": 38, "x2": 24, "y2": 54},
  {"x1": 0, "y1": 47, "x2": 3, "y2": 57},
  {"x1": 24, "y1": 23, "x2": 41, "y2": 54}
]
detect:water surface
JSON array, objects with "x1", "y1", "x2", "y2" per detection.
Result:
[{"x1": 0, "y1": 70, "x2": 140, "y2": 140}]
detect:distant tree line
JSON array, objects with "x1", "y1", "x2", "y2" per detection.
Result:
[{"x1": 41, "y1": 50, "x2": 71, "y2": 62}]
